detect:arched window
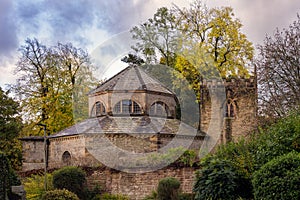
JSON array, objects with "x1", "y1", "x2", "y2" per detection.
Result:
[
  {"x1": 62, "y1": 151, "x2": 71, "y2": 165},
  {"x1": 113, "y1": 100, "x2": 141, "y2": 114},
  {"x1": 149, "y1": 101, "x2": 170, "y2": 117},
  {"x1": 225, "y1": 99, "x2": 237, "y2": 118},
  {"x1": 91, "y1": 101, "x2": 106, "y2": 117}
]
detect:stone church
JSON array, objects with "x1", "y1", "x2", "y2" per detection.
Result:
[{"x1": 21, "y1": 64, "x2": 257, "y2": 172}]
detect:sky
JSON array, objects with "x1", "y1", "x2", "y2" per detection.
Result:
[{"x1": 0, "y1": 0, "x2": 299, "y2": 88}]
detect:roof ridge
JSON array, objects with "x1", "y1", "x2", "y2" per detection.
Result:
[
  {"x1": 134, "y1": 66, "x2": 147, "y2": 90},
  {"x1": 89, "y1": 65, "x2": 134, "y2": 94}
]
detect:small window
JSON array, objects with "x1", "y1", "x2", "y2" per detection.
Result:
[
  {"x1": 91, "y1": 101, "x2": 106, "y2": 117},
  {"x1": 149, "y1": 101, "x2": 170, "y2": 117},
  {"x1": 62, "y1": 151, "x2": 71, "y2": 164},
  {"x1": 113, "y1": 100, "x2": 141, "y2": 115},
  {"x1": 225, "y1": 99, "x2": 236, "y2": 118}
]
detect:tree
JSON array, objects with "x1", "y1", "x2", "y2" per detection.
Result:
[
  {"x1": 13, "y1": 38, "x2": 97, "y2": 136},
  {"x1": 175, "y1": 2, "x2": 253, "y2": 77},
  {"x1": 256, "y1": 15, "x2": 300, "y2": 118},
  {"x1": 131, "y1": 7, "x2": 178, "y2": 66},
  {"x1": 131, "y1": 1, "x2": 253, "y2": 77},
  {"x1": 0, "y1": 87, "x2": 22, "y2": 168}
]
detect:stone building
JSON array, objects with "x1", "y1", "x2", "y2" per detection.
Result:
[{"x1": 21, "y1": 64, "x2": 257, "y2": 172}]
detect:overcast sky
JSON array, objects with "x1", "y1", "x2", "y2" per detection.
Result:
[{"x1": 0, "y1": 0, "x2": 299, "y2": 88}]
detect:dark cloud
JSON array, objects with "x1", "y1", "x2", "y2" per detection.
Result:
[
  {"x1": 0, "y1": 0, "x2": 18, "y2": 61},
  {"x1": 43, "y1": 0, "x2": 95, "y2": 32},
  {"x1": 12, "y1": 0, "x2": 155, "y2": 48}
]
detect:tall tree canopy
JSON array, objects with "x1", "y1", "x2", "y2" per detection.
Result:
[
  {"x1": 13, "y1": 38, "x2": 97, "y2": 136},
  {"x1": 130, "y1": 1, "x2": 253, "y2": 77},
  {"x1": 257, "y1": 15, "x2": 300, "y2": 118},
  {"x1": 0, "y1": 87, "x2": 22, "y2": 169}
]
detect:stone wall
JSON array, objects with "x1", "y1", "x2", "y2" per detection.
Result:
[
  {"x1": 21, "y1": 138, "x2": 45, "y2": 171},
  {"x1": 86, "y1": 167, "x2": 197, "y2": 200},
  {"x1": 48, "y1": 135, "x2": 89, "y2": 169}
]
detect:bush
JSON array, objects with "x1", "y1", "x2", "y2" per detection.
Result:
[
  {"x1": 252, "y1": 152, "x2": 300, "y2": 200},
  {"x1": 251, "y1": 112, "x2": 300, "y2": 168},
  {"x1": 194, "y1": 157, "x2": 252, "y2": 200},
  {"x1": 157, "y1": 177, "x2": 181, "y2": 200},
  {"x1": 23, "y1": 173, "x2": 53, "y2": 200},
  {"x1": 52, "y1": 166, "x2": 86, "y2": 199},
  {"x1": 101, "y1": 193, "x2": 130, "y2": 200},
  {"x1": 41, "y1": 189, "x2": 79, "y2": 200}
]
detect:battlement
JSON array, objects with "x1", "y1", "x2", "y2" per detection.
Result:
[{"x1": 202, "y1": 76, "x2": 256, "y2": 89}]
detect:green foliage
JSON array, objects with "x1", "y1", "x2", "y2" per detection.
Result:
[
  {"x1": 252, "y1": 152, "x2": 300, "y2": 200},
  {"x1": 0, "y1": 152, "x2": 21, "y2": 199},
  {"x1": 194, "y1": 157, "x2": 251, "y2": 200},
  {"x1": 23, "y1": 173, "x2": 53, "y2": 200},
  {"x1": 100, "y1": 193, "x2": 130, "y2": 200},
  {"x1": 179, "y1": 149, "x2": 197, "y2": 167},
  {"x1": 157, "y1": 177, "x2": 181, "y2": 200},
  {"x1": 0, "y1": 87, "x2": 22, "y2": 169},
  {"x1": 250, "y1": 111, "x2": 300, "y2": 168},
  {"x1": 41, "y1": 189, "x2": 79, "y2": 200},
  {"x1": 52, "y1": 166, "x2": 86, "y2": 199},
  {"x1": 214, "y1": 139, "x2": 256, "y2": 178}
]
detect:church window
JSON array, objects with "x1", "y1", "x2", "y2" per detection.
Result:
[
  {"x1": 149, "y1": 101, "x2": 170, "y2": 117},
  {"x1": 91, "y1": 101, "x2": 106, "y2": 117},
  {"x1": 225, "y1": 99, "x2": 236, "y2": 118},
  {"x1": 113, "y1": 100, "x2": 141, "y2": 114}
]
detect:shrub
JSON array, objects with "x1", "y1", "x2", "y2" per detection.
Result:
[
  {"x1": 252, "y1": 151, "x2": 300, "y2": 200},
  {"x1": 52, "y1": 166, "x2": 86, "y2": 199},
  {"x1": 101, "y1": 193, "x2": 130, "y2": 200},
  {"x1": 194, "y1": 157, "x2": 252, "y2": 200},
  {"x1": 251, "y1": 112, "x2": 300, "y2": 168},
  {"x1": 41, "y1": 189, "x2": 79, "y2": 200},
  {"x1": 157, "y1": 177, "x2": 181, "y2": 200},
  {"x1": 23, "y1": 173, "x2": 53, "y2": 200}
]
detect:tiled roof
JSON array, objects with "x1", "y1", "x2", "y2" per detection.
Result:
[
  {"x1": 89, "y1": 65, "x2": 174, "y2": 95},
  {"x1": 48, "y1": 116, "x2": 197, "y2": 138}
]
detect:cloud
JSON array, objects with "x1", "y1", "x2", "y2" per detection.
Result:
[
  {"x1": 12, "y1": 0, "x2": 159, "y2": 50},
  {"x1": 0, "y1": 0, "x2": 18, "y2": 60}
]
